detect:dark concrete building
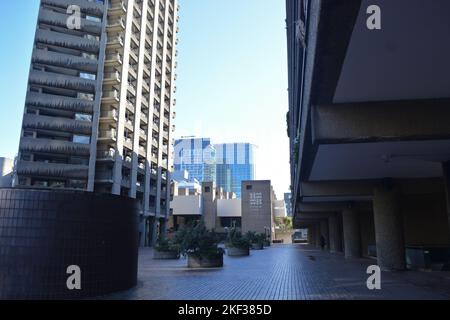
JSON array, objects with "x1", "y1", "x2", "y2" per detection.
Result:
[{"x1": 286, "y1": 0, "x2": 450, "y2": 270}]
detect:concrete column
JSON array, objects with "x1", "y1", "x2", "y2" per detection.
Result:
[
  {"x1": 442, "y1": 162, "x2": 450, "y2": 236},
  {"x1": 328, "y1": 215, "x2": 342, "y2": 253},
  {"x1": 320, "y1": 219, "x2": 329, "y2": 249},
  {"x1": 342, "y1": 207, "x2": 361, "y2": 258},
  {"x1": 151, "y1": 218, "x2": 160, "y2": 246},
  {"x1": 307, "y1": 226, "x2": 314, "y2": 245},
  {"x1": 373, "y1": 183, "x2": 406, "y2": 271},
  {"x1": 315, "y1": 223, "x2": 321, "y2": 248}
]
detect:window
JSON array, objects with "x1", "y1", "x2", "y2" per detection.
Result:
[
  {"x1": 73, "y1": 135, "x2": 91, "y2": 144},
  {"x1": 75, "y1": 113, "x2": 92, "y2": 122},
  {"x1": 77, "y1": 93, "x2": 94, "y2": 101},
  {"x1": 80, "y1": 72, "x2": 96, "y2": 80},
  {"x1": 204, "y1": 186, "x2": 211, "y2": 193},
  {"x1": 86, "y1": 15, "x2": 101, "y2": 23},
  {"x1": 71, "y1": 157, "x2": 89, "y2": 165},
  {"x1": 21, "y1": 153, "x2": 32, "y2": 161},
  {"x1": 246, "y1": 185, "x2": 252, "y2": 190}
]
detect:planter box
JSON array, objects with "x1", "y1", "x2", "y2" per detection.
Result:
[
  {"x1": 227, "y1": 247, "x2": 250, "y2": 257},
  {"x1": 188, "y1": 253, "x2": 223, "y2": 268},
  {"x1": 251, "y1": 243, "x2": 264, "y2": 250},
  {"x1": 153, "y1": 250, "x2": 180, "y2": 260}
]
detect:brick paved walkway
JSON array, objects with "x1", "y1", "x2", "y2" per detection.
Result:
[{"x1": 104, "y1": 244, "x2": 450, "y2": 300}]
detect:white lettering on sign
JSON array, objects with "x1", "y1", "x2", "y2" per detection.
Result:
[{"x1": 366, "y1": 5, "x2": 381, "y2": 30}]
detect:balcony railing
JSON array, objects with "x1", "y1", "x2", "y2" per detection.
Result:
[
  {"x1": 97, "y1": 149, "x2": 115, "y2": 160},
  {"x1": 98, "y1": 129, "x2": 117, "y2": 140}
]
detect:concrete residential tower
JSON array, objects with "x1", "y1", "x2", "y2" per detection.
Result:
[{"x1": 14, "y1": 0, "x2": 179, "y2": 246}]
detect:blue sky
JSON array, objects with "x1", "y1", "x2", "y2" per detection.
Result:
[{"x1": 0, "y1": 0, "x2": 289, "y2": 197}]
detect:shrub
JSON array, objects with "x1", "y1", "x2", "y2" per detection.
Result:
[
  {"x1": 245, "y1": 231, "x2": 266, "y2": 246},
  {"x1": 173, "y1": 221, "x2": 223, "y2": 258},
  {"x1": 154, "y1": 237, "x2": 180, "y2": 253},
  {"x1": 226, "y1": 228, "x2": 251, "y2": 249}
]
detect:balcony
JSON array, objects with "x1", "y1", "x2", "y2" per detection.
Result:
[
  {"x1": 128, "y1": 66, "x2": 138, "y2": 79},
  {"x1": 144, "y1": 49, "x2": 152, "y2": 62},
  {"x1": 139, "y1": 146, "x2": 146, "y2": 157},
  {"x1": 164, "y1": 103, "x2": 170, "y2": 113},
  {"x1": 141, "y1": 113, "x2": 148, "y2": 124},
  {"x1": 102, "y1": 90, "x2": 120, "y2": 103},
  {"x1": 22, "y1": 114, "x2": 92, "y2": 135},
  {"x1": 131, "y1": 34, "x2": 140, "y2": 47},
  {"x1": 123, "y1": 135, "x2": 133, "y2": 147},
  {"x1": 97, "y1": 149, "x2": 115, "y2": 161},
  {"x1": 132, "y1": 17, "x2": 141, "y2": 30},
  {"x1": 105, "y1": 52, "x2": 123, "y2": 66},
  {"x1": 149, "y1": 186, "x2": 157, "y2": 196},
  {"x1": 95, "y1": 171, "x2": 113, "y2": 183},
  {"x1": 123, "y1": 155, "x2": 132, "y2": 167},
  {"x1": 136, "y1": 181, "x2": 144, "y2": 193},
  {"x1": 29, "y1": 70, "x2": 96, "y2": 93},
  {"x1": 156, "y1": 62, "x2": 162, "y2": 74},
  {"x1": 39, "y1": 8, "x2": 102, "y2": 35},
  {"x1": 128, "y1": 83, "x2": 137, "y2": 96},
  {"x1": 98, "y1": 129, "x2": 117, "y2": 141},
  {"x1": 121, "y1": 177, "x2": 131, "y2": 188},
  {"x1": 26, "y1": 92, "x2": 94, "y2": 114},
  {"x1": 142, "y1": 81, "x2": 150, "y2": 93},
  {"x1": 41, "y1": 0, "x2": 104, "y2": 17},
  {"x1": 32, "y1": 49, "x2": 98, "y2": 73},
  {"x1": 107, "y1": 17, "x2": 126, "y2": 32},
  {"x1": 143, "y1": 65, "x2": 151, "y2": 77},
  {"x1": 19, "y1": 137, "x2": 91, "y2": 156},
  {"x1": 141, "y1": 96, "x2": 149, "y2": 108},
  {"x1": 16, "y1": 160, "x2": 89, "y2": 179},
  {"x1": 103, "y1": 71, "x2": 121, "y2": 85},
  {"x1": 107, "y1": 35, "x2": 124, "y2": 48},
  {"x1": 126, "y1": 101, "x2": 135, "y2": 113},
  {"x1": 35, "y1": 29, "x2": 99, "y2": 54},
  {"x1": 139, "y1": 128, "x2": 147, "y2": 140},
  {"x1": 108, "y1": 1, "x2": 127, "y2": 16},
  {"x1": 138, "y1": 162, "x2": 146, "y2": 172},
  {"x1": 125, "y1": 118, "x2": 134, "y2": 131},
  {"x1": 99, "y1": 109, "x2": 118, "y2": 123}
]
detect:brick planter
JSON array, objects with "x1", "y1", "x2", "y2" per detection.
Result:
[
  {"x1": 227, "y1": 247, "x2": 250, "y2": 257},
  {"x1": 187, "y1": 253, "x2": 224, "y2": 268},
  {"x1": 153, "y1": 251, "x2": 180, "y2": 260}
]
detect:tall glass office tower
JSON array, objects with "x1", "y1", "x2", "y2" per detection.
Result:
[
  {"x1": 214, "y1": 143, "x2": 255, "y2": 198},
  {"x1": 174, "y1": 137, "x2": 216, "y2": 183}
]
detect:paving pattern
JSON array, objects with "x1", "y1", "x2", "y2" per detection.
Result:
[{"x1": 103, "y1": 245, "x2": 450, "y2": 300}]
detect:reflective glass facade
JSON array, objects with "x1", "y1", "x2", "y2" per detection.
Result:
[
  {"x1": 174, "y1": 138, "x2": 216, "y2": 183},
  {"x1": 214, "y1": 143, "x2": 255, "y2": 198}
]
